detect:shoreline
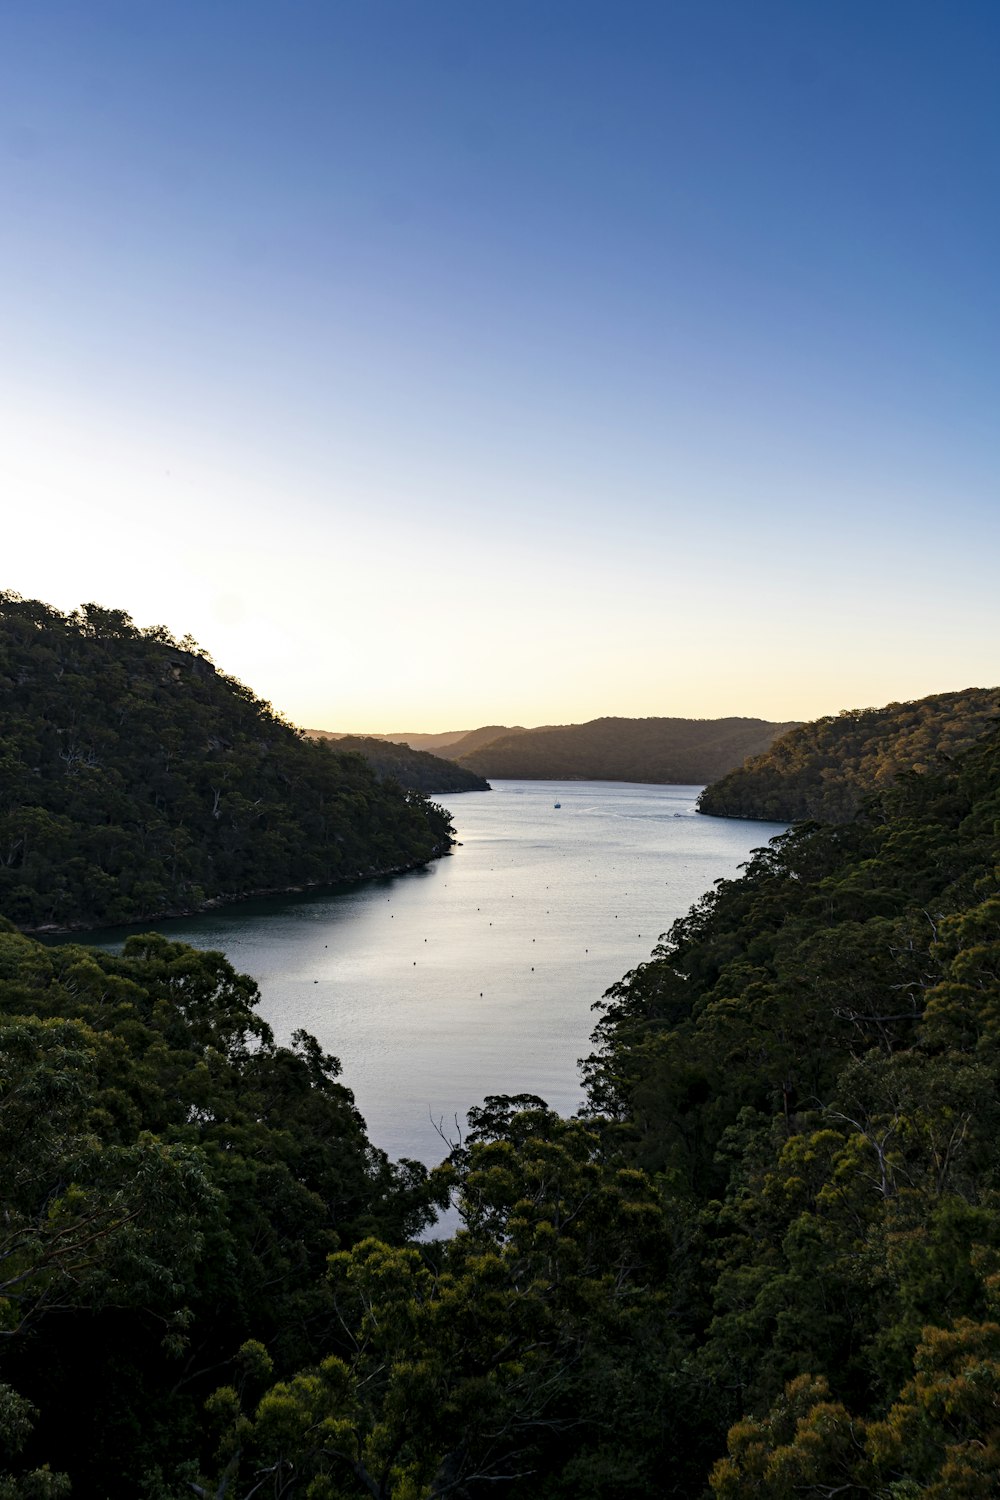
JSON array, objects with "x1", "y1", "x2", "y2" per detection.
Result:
[{"x1": 22, "y1": 844, "x2": 454, "y2": 938}]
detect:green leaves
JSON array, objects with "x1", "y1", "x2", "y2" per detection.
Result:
[
  {"x1": 0, "y1": 928, "x2": 445, "y2": 1494},
  {"x1": 0, "y1": 1384, "x2": 69, "y2": 1499},
  {"x1": 712, "y1": 1317, "x2": 1000, "y2": 1499},
  {"x1": 195, "y1": 1104, "x2": 689, "y2": 1500}
]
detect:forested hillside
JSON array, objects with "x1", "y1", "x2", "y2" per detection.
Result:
[
  {"x1": 0, "y1": 595, "x2": 453, "y2": 930},
  {"x1": 0, "y1": 925, "x2": 444, "y2": 1495},
  {"x1": 577, "y1": 722, "x2": 1000, "y2": 1496},
  {"x1": 4, "y1": 726, "x2": 1000, "y2": 1496},
  {"x1": 306, "y1": 727, "x2": 525, "y2": 756},
  {"x1": 439, "y1": 723, "x2": 526, "y2": 759},
  {"x1": 456, "y1": 714, "x2": 799, "y2": 782},
  {"x1": 698, "y1": 686, "x2": 1000, "y2": 821},
  {"x1": 304, "y1": 732, "x2": 490, "y2": 794}
]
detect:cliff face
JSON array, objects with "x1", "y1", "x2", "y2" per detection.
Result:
[{"x1": 309, "y1": 733, "x2": 491, "y2": 794}]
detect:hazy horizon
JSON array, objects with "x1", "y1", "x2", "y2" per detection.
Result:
[{"x1": 4, "y1": 2, "x2": 997, "y2": 730}]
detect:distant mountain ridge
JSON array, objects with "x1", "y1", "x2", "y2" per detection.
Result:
[
  {"x1": 310, "y1": 718, "x2": 797, "y2": 784},
  {"x1": 311, "y1": 726, "x2": 527, "y2": 757},
  {"x1": 444, "y1": 725, "x2": 529, "y2": 759},
  {"x1": 310, "y1": 729, "x2": 477, "y2": 753},
  {"x1": 455, "y1": 716, "x2": 799, "y2": 783},
  {"x1": 697, "y1": 687, "x2": 1000, "y2": 822},
  {"x1": 303, "y1": 731, "x2": 490, "y2": 794}
]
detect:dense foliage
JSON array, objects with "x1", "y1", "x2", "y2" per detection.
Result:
[
  {"x1": 698, "y1": 686, "x2": 1000, "y2": 822},
  {"x1": 455, "y1": 715, "x2": 798, "y2": 783},
  {"x1": 0, "y1": 924, "x2": 443, "y2": 1496},
  {"x1": 305, "y1": 734, "x2": 491, "y2": 795},
  {"x1": 578, "y1": 723, "x2": 1000, "y2": 1494},
  {"x1": 4, "y1": 608, "x2": 1000, "y2": 1495},
  {"x1": 191, "y1": 723, "x2": 1000, "y2": 1499},
  {"x1": 0, "y1": 596, "x2": 453, "y2": 930}
]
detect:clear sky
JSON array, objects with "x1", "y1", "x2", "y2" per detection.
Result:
[{"x1": 2, "y1": 1, "x2": 998, "y2": 731}]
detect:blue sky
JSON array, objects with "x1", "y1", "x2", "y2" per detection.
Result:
[{"x1": 2, "y1": 2, "x2": 997, "y2": 729}]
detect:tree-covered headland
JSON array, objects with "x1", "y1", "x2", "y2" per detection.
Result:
[
  {"x1": 0, "y1": 595, "x2": 453, "y2": 930},
  {"x1": 305, "y1": 732, "x2": 491, "y2": 796},
  {"x1": 2, "y1": 668, "x2": 1000, "y2": 1491},
  {"x1": 698, "y1": 686, "x2": 1000, "y2": 822}
]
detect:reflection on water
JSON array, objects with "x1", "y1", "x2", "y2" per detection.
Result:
[{"x1": 65, "y1": 781, "x2": 784, "y2": 1168}]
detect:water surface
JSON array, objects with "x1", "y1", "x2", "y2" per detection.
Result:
[{"x1": 72, "y1": 782, "x2": 783, "y2": 1167}]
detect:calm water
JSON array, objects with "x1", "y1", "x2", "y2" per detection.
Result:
[{"x1": 67, "y1": 782, "x2": 783, "y2": 1168}]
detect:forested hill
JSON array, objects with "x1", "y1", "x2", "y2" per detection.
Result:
[
  {"x1": 304, "y1": 731, "x2": 490, "y2": 794},
  {"x1": 314, "y1": 726, "x2": 527, "y2": 758},
  {"x1": 455, "y1": 715, "x2": 799, "y2": 782},
  {"x1": 0, "y1": 594, "x2": 453, "y2": 930},
  {"x1": 697, "y1": 686, "x2": 1000, "y2": 821},
  {"x1": 440, "y1": 724, "x2": 526, "y2": 759},
  {"x1": 8, "y1": 723, "x2": 1000, "y2": 1496},
  {"x1": 576, "y1": 719, "x2": 1000, "y2": 1495}
]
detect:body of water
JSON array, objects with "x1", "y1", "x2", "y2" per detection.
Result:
[{"x1": 71, "y1": 782, "x2": 783, "y2": 1166}]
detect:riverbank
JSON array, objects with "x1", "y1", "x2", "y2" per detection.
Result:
[
  {"x1": 45, "y1": 781, "x2": 785, "y2": 1172},
  {"x1": 24, "y1": 844, "x2": 454, "y2": 936}
]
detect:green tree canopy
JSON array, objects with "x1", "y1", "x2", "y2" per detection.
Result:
[{"x1": 0, "y1": 594, "x2": 453, "y2": 930}]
